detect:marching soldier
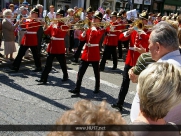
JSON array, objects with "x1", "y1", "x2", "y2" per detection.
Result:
[
  {"x1": 111, "y1": 12, "x2": 150, "y2": 111},
  {"x1": 10, "y1": 8, "x2": 42, "y2": 72},
  {"x1": 117, "y1": 12, "x2": 126, "y2": 59},
  {"x1": 71, "y1": 7, "x2": 93, "y2": 63},
  {"x1": 36, "y1": 9, "x2": 69, "y2": 85},
  {"x1": 69, "y1": 11, "x2": 105, "y2": 96},
  {"x1": 100, "y1": 11, "x2": 121, "y2": 71}
]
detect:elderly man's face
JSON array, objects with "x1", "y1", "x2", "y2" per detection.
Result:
[{"x1": 148, "y1": 32, "x2": 160, "y2": 61}]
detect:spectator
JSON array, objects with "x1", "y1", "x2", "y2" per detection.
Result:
[
  {"x1": 73, "y1": 16, "x2": 81, "y2": 52},
  {"x1": 36, "y1": 4, "x2": 43, "y2": 18},
  {"x1": 130, "y1": 21, "x2": 181, "y2": 124},
  {"x1": 67, "y1": 8, "x2": 74, "y2": 18},
  {"x1": 74, "y1": 6, "x2": 78, "y2": 12},
  {"x1": 48, "y1": 100, "x2": 132, "y2": 136},
  {"x1": 65, "y1": 8, "x2": 74, "y2": 54},
  {"x1": 36, "y1": 4, "x2": 44, "y2": 56},
  {"x1": 17, "y1": 6, "x2": 29, "y2": 59},
  {"x1": 132, "y1": 62, "x2": 181, "y2": 136},
  {"x1": 22, "y1": 2, "x2": 30, "y2": 15},
  {"x1": 103, "y1": 8, "x2": 111, "y2": 21},
  {"x1": 47, "y1": 5, "x2": 56, "y2": 19},
  {"x1": 147, "y1": 16, "x2": 153, "y2": 25},
  {"x1": 9, "y1": 4, "x2": 18, "y2": 16},
  {"x1": 2, "y1": 9, "x2": 19, "y2": 61}
]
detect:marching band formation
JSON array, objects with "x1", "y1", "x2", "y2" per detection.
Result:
[{"x1": 1, "y1": 4, "x2": 181, "y2": 112}]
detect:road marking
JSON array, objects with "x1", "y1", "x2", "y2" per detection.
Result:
[
  {"x1": 68, "y1": 69, "x2": 119, "y2": 88},
  {"x1": 89, "y1": 76, "x2": 119, "y2": 89},
  {"x1": 68, "y1": 70, "x2": 78, "y2": 74},
  {"x1": 107, "y1": 65, "x2": 124, "y2": 70}
]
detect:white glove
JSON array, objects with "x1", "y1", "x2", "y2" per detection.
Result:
[
  {"x1": 81, "y1": 31, "x2": 86, "y2": 37},
  {"x1": 137, "y1": 29, "x2": 146, "y2": 35},
  {"x1": 91, "y1": 26, "x2": 97, "y2": 31},
  {"x1": 52, "y1": 24, "x2": 57, "y2": 29},
  {"x1": 110, "y1": 26, "x2": 115, "y2": 32}
]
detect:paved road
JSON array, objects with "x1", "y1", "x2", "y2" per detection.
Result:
[{"x1": 0, "y1": 59, "x2": 137, "y2": 136}]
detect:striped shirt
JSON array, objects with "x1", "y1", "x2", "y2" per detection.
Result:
[{"x1": 133, "y1": 52, "x2": 155, "y2": 75}]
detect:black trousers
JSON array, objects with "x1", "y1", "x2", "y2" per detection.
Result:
[
  {"x1": 13, "y1": 46, "x2": 41, "y2": 70},
  {"x1": 69, "y1": 30, "x2": 74, "y2": 51},
  {"x1": 123, "y1": 40, "x2": 129, "y2": 48},
  {"x1": 75, "y1": 60, "x2": 100, "y2": 90},
  {"x1": 37, "y1": 26, "x2": 43, "y2": 55},
  {"x1": 117, "y1": 64, "x2": 132, "y2": 105},
  {"x1": 117, "y1": 41, "x2": 122, "y2": 58},
  {"x1": 73, "y1": 41, "x2": 85, "y2": 60},
  {"x1": 100, "y1": 45, "x2": 117, "y2": 69},
  {"x1": 41, "y1": 53, "x2": 68, "y2": 81}
]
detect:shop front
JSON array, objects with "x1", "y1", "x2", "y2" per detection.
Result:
[
  {"x1": 163, "y1": 0, "x2": 181, "y2": 15},
  {"x1": 115, "y1": 0, "x2": 131, "y2": 12},
  {"x1": 132, "y1": 0, "x2": 152, "y2": 13}
]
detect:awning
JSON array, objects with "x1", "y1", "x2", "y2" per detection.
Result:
[{"x1": 164, "y1": 0, "x2": 181, "y2": 6}]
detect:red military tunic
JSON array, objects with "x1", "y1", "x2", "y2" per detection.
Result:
[
  {"x1": 80, "y1": 26, "x2": 105, "y2": 61},
  {"x1": 21, "y1": 19, "x2": 40, "y2": 46},
  {"x1": 44, "y1": 22, "x2": 67, "y2": 54},
  {"x1": 119, "y1": 29, "x2": 150, "y2": 66},
  {"x1": 103, "y1": 21, "x2": 121, "y2": 46}
]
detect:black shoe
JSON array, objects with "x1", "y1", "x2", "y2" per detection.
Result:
[
  {"x1": 35, "y1": 79, "x2": 47, "y2": 85},
  {"x1": 111, "y1": 103, "x2": 123, "y2": 111},
  {"x1": 69, "y1": 88, "x2": 80, "y2": 95},
  {"x1": 93, "y1": 88, "x2": 100, "y2": 94},
  {"x1": 9, "y1": 66, "x2": 19, "y2": 72},
  {"x1": 112, "y1": 67, "x2": 117, "y2": 70},
  {"x1": 99, "y1": 67, "x2": 104, "y2": 71},
  {"x1": 33, "y1": 67, "x2": 42, "y2": 72},
  {"x1": 62, "y1": 76, "x2": 69, "y2": 82},
  {"x1": 71, "y1": 58, "x2": 78, "y2": 63}
]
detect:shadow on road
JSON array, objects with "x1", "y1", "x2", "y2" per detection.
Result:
[{"x1": 0, "y1": 74, "x2": 71, "y2": 111}]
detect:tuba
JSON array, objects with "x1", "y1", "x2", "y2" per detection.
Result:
[{"x1": 132, "y1": 19, "x2": 144, "y2": 30}]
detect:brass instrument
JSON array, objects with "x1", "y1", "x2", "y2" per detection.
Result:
[
  {"x1": 61, "y1": 18, "x2": 90, "y2": 31},
  {"x1": 60, "y1": 8, "x2": 85, "y2": 31},
  {"x1": 50, "y1": 17, "x2": 71, "y2": 24}
]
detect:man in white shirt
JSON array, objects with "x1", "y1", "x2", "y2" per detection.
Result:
[
  {"x1": 47, "y1": 5, "x2": 56, "y2": 19},
  {"x1": 130, "y1": 21, "x2": 181, "y2": 124}
]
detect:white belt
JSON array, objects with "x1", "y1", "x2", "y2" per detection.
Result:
[
  {"x1": 129, "y1": 47, "x2": 135, "y2": 51},
  {"x1": 107, "y1": 34, "x2": 117, "y2": 36},
  {"x1": 26, "y1": 31, "x2": 36, "y2": 34},
  {"x1": 51, "y1": 37, "x2": 64, "y2": 40},
  {"x1": 86, "y1": 43, "x2": 99, "y2": 47}
]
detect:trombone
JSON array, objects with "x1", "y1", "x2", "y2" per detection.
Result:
[{"x1": 61, "y1": 18, "x2": 90, "y2": 31}]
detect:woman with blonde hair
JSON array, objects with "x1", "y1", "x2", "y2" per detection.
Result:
[
  {"x1": 132, "y1": 62, "x2": 181, "y2": 136},
  {"x1": 2, "y1": 9, "x2": 19, "y2": 61},
  {"x1": 48, "y1": 100, "x2": 132, "y2": 136}
]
